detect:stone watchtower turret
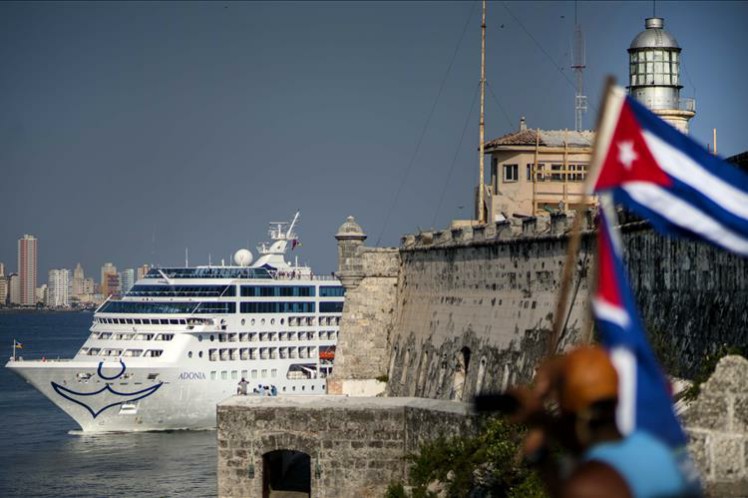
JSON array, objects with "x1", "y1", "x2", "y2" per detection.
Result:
[{"x1": 335, "y1": 216, "x2": 367, "y2": 289}]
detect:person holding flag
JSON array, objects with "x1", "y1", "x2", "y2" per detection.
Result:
[
  {"x1": 478, "y1": 202, "x2": 701, "y2": 497},
  {"x1": 475, "y1": 80, "x2": 720, "y2": 496}
]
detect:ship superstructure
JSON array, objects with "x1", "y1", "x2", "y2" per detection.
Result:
[{"x1": 6, "y1": 213, "x2": 344, "y2": 432}]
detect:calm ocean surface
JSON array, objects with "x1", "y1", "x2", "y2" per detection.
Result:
[{"x1": 0, "y1": 313, "x2": 216, "y2": 498}]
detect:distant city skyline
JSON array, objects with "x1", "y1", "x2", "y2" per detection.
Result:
[{"x1": 1, "y1": 1, "x2": 746, "y2": 276}]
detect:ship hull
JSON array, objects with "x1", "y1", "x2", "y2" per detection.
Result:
[{"x1": 7, "y1": 360, "x2": 327, "y2": 432}]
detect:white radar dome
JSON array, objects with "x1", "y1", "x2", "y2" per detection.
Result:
[{"x1": 234, "y1": 249, "x2": 254, "y2": 267}]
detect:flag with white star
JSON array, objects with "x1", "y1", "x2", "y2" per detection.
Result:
[{"x1": 588, "y1": 86, "x2": 748, "y2": 256}]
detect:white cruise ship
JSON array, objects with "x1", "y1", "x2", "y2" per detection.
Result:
[{"x1": 6, "y1": 213, "x2": 344, "y2": 432}]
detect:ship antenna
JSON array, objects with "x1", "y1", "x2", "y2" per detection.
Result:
[{"x1": 185, "y1": 248, "x2": 189, "y2": 267}]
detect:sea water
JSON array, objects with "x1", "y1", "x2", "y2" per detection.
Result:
[{"x1": 0, "y1": 312, "x2": 216, "y2": 497}]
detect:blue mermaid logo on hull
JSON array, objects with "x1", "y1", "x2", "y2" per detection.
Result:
[{"x1": 51, "y1": 360, "x2": 163, "y2": 418}]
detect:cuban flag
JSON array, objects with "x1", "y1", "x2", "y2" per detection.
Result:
[
  {"x1": 593, "y1": 197, "x2": 687, "y2": 449},
  {"x1": 589, "y1": 86, "x2": 748, "y2": 256}
]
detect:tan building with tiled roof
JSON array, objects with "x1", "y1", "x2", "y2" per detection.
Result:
[{"x1": 482, "y1": 117, "x2": 596, "y2": 219}]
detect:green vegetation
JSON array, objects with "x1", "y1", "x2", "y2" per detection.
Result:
[{"x1": 385, "y1": 416, "x2": 546, "y2": 498}]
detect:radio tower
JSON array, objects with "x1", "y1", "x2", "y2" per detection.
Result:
[{"x1": 571, "y1": 4, "x2": 587, "y2": 131}]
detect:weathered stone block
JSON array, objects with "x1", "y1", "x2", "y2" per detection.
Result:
[
  {"x1": 713, "y1": 437, "x2": 744, "y2": 480},
  {"x1": 706, "y1": 357, "x2": 748, "y2": 397},
  {"x1": 733, "y1": 395, "x2": 748, "y2": 434},
  {"x1": 687, "y1": 430, "x2": 711, "y2": 479},
  {"x1": 682, "y1": 393, "x2": 730, "y2": 431}
]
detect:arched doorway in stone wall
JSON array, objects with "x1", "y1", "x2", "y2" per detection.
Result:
[
  {"x1": 451, "y1": 347, "x2": 471, "y2": 401},
  {"x1": 262, "y1": 449, "x2": 311, "y2": 498}
]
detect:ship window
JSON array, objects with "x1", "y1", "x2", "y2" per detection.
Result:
[
  {"x1": 199, "y1": 351, "x2": 203, "y2": 358},
  {"x1": 271, "y1": 369, "x2": 277, "y2": 378},
  {"x1": 280, "y1": 319, "x2": 284, "y2": 325},
  {"x1": 134, "y1": 319, "x2": 142, "y2": 325},
  {"x1": 239, "y1": 333, "x2": 248, "y2": 342},
  {"x1": 241, "y1": 370, "x2": 247, "y2": 378},
  {"x1": 155, "y1": 334, "x2": 174, "y2": 341},
  {"x1": 319, "y1": 286, "x2": 345, "y2": 297},
  {"x1": 88, "y1": 348, "x2": 100, "y2": 355},
  {"x1": 251, "y1": 319, "x2": 256, "y2": 325},
  {"x1": 230, "y1": 349, "x2": 238, "y2": 360},
  {"x1": 231, "y1": 371, "x2": 238, "y2": 380},
  {"x1": 79, "y1": 348, "x2": 89, "y2": 355},
  {"x1": 270, "y1": 319, "x2": 275, "y2": 325},
  {"x1": 188, "y1": 351, "x2": 193, "y2": 358},
  {"x1": 124, "y1": 349, "x2": 143, "y2": 357},
  {"x1": 319, "y1": 302, "x2": 344, "y2": 314},
  {"x1": 292, "y1": 386, "x2": 296, "y2": 392},
  {"x1": 282, "y1": 387, "x2": 286, "y2": 392},
  {"x1": 221, "y1": 371, "x2": 227, "y2": 380},
  {"x1": 148, "y1": 373, "x2": 159, "y2": 380},
  {"x1": 169, "y1": 319, "x2": 178, "y2": 325},
  {"x1": 241, "y1": 319, "x2": 245, "y2": 326},
  {"x1": 240, "y1": 348, "x2": 249, "y2": 360},
  {"x1": 211, "y1": 371, "x2": 216, "y2": 380},
  {"x1": 251, "y1": 370, "x2": 257, "y2": 379},
  {"x1": 209, "y1": 349, "x2": 217, "y2": 361},
  {"x1": 100, "y1": 332, "x2": 112, "y2": 340},
  {"x1": 261, "y1": 369, "x2": 267, "y2": 378},
  {"x1": 144, "y1": 350, "x2": 163, "y2": 358},
  {"x1": 198, "y1": 335, "x2": 203, "y2": 342},
  {"x1": 228, "y1": 334, "x2": 237, "y2": 342},
  {"x1": 210, "y1": 335, "x2": 215, "y2": 342}
]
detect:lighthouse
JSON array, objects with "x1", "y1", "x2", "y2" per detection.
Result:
[{"x1": 627, "y1": 17, "x2": 696, "y2": 134}]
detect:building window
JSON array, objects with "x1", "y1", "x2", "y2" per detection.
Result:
[
  {"x1": 550, "y1": 164, "x2": 564, "y2": 182},
  {"x1": 503, "y1": 164, "x2": 518, "y2": 183}
]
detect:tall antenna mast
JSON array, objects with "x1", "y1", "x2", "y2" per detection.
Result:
[
  {"x1": 571, "y1": 2, "x2": 587, "y2": 131},
  {"x1": 477, "y1": 0, "x2": 487, "y2": 223}
]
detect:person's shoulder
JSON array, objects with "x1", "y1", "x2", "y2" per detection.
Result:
[{"x1": 562, "y1": 460, "x2": 632, "y2": 498}]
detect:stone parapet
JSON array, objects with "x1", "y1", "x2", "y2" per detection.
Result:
[{"x1": 684, "y1": 356, "x2": 748, "y2": 496}]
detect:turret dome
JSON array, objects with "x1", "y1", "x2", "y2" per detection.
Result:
[{"x1": 335, "y1": 216, "x2": 367, "y2": 241}]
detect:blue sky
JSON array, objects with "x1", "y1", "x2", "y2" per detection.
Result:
[{"x1": 1, "y1": 1, "x2": 745, "y2": 278}]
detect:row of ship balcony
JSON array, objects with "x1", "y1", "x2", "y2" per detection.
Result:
[
  {"x1": 88, "y1": 330, "x2": 339, "y2": 342},
  {"x1": 205, "y1": 346, "x2": 328, "y2": 361},
  {"x1": 91, "y1": 315, "x2": 341, "y2": 328}
]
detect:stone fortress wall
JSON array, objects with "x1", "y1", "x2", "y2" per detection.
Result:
[{"x1": 332, "y1": 212, "x2": 748, "y2": 400}]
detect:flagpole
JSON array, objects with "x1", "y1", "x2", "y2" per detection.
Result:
[
  {"x1": 547, "y1": 76, "x2": 617, "y2": 355},
  {"x1": 12, "y1": 339, "x2": 16, "y2": 361}
]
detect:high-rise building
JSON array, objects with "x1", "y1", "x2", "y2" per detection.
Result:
[
  {"x1": 48, "y1": 269, "x2": 70, "y2": 308},
  {"x1": 18, "y1": 234, "x2": 38, "y2": 306},
  {"x1": 104, "y1": 272, "x2": 121, "y2": 298},
  {"x1": 9, "y1": 273, "x2": 20, "y2": 305},
  {"x1": 83, "y1": 278, "x2": 95, "y2": 295},
  {"x1": 36, "y1": 284, "x2": 47, "y2": 305},
  {"x1": 137, "y1": 264, "x2": 151, "y2": 281},
  {"x1": 0, "y1": 277, "x2": 7, "y2": 306},
  {"x1": 121, "y1": 269, "x2": 135, "y2": 294},
  {"x1": 0, "y1": 263, "x2": 5, "y2": 305},
  {"x1": 71, "y1": 263, "x2": 86, "y2": 297},
  {"x1": 100, "y1": 262, "x2": 117, "y2": 297}
]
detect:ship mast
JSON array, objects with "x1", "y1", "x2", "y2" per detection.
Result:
[{"x1": 477, "y1": 0, "x2": 487, "y2": 224}]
